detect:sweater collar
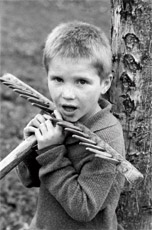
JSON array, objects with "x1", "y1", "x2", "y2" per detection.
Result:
[
  {"x1": 65, "y1": 99, "x2": 116, "y2": 145},
  {"x1": 80, "y1": 98, "x2": 116, "y2": 132}
]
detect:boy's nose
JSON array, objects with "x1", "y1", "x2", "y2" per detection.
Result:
[{"x1": 61, "y1": 86, "x2": 75, "y2": 100}]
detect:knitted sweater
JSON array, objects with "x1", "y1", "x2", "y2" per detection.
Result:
[{"x1": 17, "y1": 99, "x2": 125, "y2": 230}]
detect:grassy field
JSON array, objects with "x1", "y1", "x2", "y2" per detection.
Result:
[{"x1": 0, "y1": 1, "x2": 112, "y2": 229}]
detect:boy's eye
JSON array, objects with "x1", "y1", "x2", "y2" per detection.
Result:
[
  {"x1": 53, "y1": 77, "x2": 63, "y2": 83},
  {"x1": 77, "y1": 79, "x2": 88, "y2": 85}
]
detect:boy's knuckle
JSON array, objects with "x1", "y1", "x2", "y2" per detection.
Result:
[
  {"x1": 35, "y1": 114, "x2": 40, "y2": 118},
  {"x1": 24, "y1": 127, "x2": 29, "y2": 132},
  {"x1": 45, "y1": 138, "x2": 49, "y2": 142},
  {"x1": 39, "y1": 137, "x2": 43, "y2": 142}
]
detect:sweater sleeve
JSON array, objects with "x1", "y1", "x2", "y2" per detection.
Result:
[
  {"x1": 36, "y1": 146, "x2": 118, "y2": 222},
  {"x1": 16, "y1": 147, "x2": 40, "y2": 188}
]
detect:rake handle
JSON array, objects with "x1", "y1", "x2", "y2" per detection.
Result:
[{"x1": 0, "y1": 135, "x2": 36, "y2": 179}]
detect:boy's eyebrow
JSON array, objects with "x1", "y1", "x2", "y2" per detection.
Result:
[
  {"x1": 72, "y1": 75, "x2": 94, "y2": 83},
  {"x1": 48, "y1": 71, "x2": 61, "y2": 77},
  {"x1": 74, "y1": 75, "x2": 92, "y2": 80}
]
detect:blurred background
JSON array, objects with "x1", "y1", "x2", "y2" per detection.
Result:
[{"x1": 0, "y1": 0, "x2": 112, "y2": 229}]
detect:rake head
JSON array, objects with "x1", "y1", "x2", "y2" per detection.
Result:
[{"x1": 0, "y1": 73, "x2": 55, "y2": 113}]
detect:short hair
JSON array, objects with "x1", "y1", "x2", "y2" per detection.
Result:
[{"x1": 43, "y1": 21, "x2": 112, "y2": 78}]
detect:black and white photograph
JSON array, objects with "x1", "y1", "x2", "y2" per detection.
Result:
[{"x1": 0, "y1": 0, "x2": 151, "y2": 230}]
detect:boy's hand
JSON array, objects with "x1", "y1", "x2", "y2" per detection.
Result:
[
  {"x1": 24, "y1": 110, "x2": 65, "y2": 150},
  {"x1": 23, "y1": 113, "x2": 46, "y2": 139},
  {"x1": 35, "y1": 110, "x2": 64, "y2": 150}
]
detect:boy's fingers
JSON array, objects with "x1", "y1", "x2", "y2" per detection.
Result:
[
  {"x1": 39, "y1": 123, "x2": 48, "y2": 134},
  {"x1": 45, "y1": 119, "x2": 54, "y2": 130},
  {"x1": 53, "y1": 110, "x2": 63, "y2": 132},
  {"x1": 24, "y1": 126, "x2": 37, "y2": 139},
  {"x1": 28, "y1": 114, "x2": 46, "y2": 128},
  {"x1": 29, "y1": 119, "x2": 40, "y2": 128},
  {"x1": 24, "y1": 126, "x2": 37, "y2": 133},
  {"x1": 43, "y1": 114, "x2": 52, "y2": 120},
  {"x1": 35, "y1": 128, "x2": 42, "y2": 139},
  {"x1": 35, "y1": 114, "x2": 46, "y2": 122},
  {"x1": 54, "y1": 110, "x2": 63, "y2": 120}
]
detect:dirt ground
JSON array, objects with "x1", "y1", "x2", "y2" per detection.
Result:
[{"x1": 0, "y1": 1, "x2": 112, "y2": 229}]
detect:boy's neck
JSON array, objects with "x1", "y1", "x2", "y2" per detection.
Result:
[{"x1": 80, "y1": 98, "x2": 111, "y2": 127}]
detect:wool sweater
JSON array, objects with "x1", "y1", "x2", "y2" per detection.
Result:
[{"x1": 17, "y1": 99, "x2": 125, "y2": 230}]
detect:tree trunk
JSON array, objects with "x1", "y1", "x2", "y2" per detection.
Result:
[{"x1": 110, "y1": 0, "x2": 152, "y2": 229}]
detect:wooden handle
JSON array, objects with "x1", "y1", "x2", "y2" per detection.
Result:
[
  {"x1": 0, "y1": 135, "x2": 37, "y2": 179},
  {"x1": 117, "y1": 159, "x2": 144, "y2": 186}
]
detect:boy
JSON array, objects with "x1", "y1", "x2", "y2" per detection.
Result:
[{"x1": 17, "y1": 21, "x2": 125, "y2": 230}]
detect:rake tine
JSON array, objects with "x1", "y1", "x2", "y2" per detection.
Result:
[
  {"x1": 72, "y1": 135, "x2": 96, "y2": 145},
  {"x1": 64, "y1": 128, "x2": 89, "y2": 138},
  {"x1": 31, "y1": 103, "x2": 54, "y2": 113},
  {"x1": 45, "y1": 117, "x2": 60, "y2": 122},
  {"x1": 46, "y1": 117, "x2": 84, "y2": 130},
  {"x1": 1, "y1": 82, "x2": 28, "y2": 91},
  {"x1": 79, "y1": 142, "x2": 105, "y2": 151},
  {"x1": 86, "y1": 147, "x2": 112, "y2": 158},
  {"x1": 19, "y1": 94, "x2": 30, "y2": 99},
  {"x1": 2, "y1": 81, "x2": 34, "y2": 94},
  {"x1": 0, "y1": 79, "x2": 6, "y2": 82},
  {"x1": 86, "y1": 148, "x2": 119, "y2": 164},
  {"x1": 2, "y1": 82, "x2": 20, "y2": 89},
  {"x1": 57, "y1": 121, "x2": 82, "y2": 131},
  {"x1": 2, "y1": 82, "x2": 15, "y2": 86},
  {"x1": 8, "y1": 85, "x2": 23, "y2": 90},
  {"x1": 13, "y1": 89, "x2": 40, "y2": 99},
  {"x1": 18, "y1": 95, "x2": 38, "y2": 101},
  {"x1": 3, "y1": 83, "x2": 32, "y2": 93},
  {"x1": 28, "y1": 98, "x2": 50, "y2": 107}
]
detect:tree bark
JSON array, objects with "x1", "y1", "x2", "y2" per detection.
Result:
[{"x1": 110, "y1": 0, "x2": 152, "y2": 229}]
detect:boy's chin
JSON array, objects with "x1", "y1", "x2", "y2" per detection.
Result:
[
  {"x1": 61, "y1": 115, "x2": 79, "y2": 123},
  {"x1": 63, "y1": 117, "x2": 78, "y2": 123}
]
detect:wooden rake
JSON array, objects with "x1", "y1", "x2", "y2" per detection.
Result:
[{"x1": 0, "y1": 73, "x2": 144, "y2": 185}]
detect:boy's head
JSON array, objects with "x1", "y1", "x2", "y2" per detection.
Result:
[
  {"x1": 43, "y1": 21, "x2": 112, "y2": 122},
  {"x1": 43, "y1": 21, "x2": 112, "y2": 80}
]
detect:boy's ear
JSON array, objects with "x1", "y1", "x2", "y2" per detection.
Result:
[{"x1": 100, "y1": 74, "x2": 113, "y2": 95}]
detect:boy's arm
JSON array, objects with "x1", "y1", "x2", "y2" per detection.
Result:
[
  {"x1": 17, "y1": 147, "x2": 40, "y2": 188},
  {"x1": 17, "y1": 111, "x2": 47, "y2": 188},
  {"x1": 36, "y1": 123, "x2": 125, "y2": 222}
]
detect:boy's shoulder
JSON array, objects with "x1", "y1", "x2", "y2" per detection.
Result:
[
  {"x1": 84, "y1": 99, "x2": 122, "y2": 133},
  {"x1": 82, "y1": 105, "x2": 125, "y2": 157},
  {"x1": 92, "y1": 109, "x2": 121, "y2": 133}
]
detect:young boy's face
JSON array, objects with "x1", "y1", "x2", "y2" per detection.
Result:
[{"x1": 47, "y1": 57, "x2": 111, "y2": 123}]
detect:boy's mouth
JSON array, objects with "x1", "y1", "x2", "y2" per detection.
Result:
[{"x1": 62, "y1": 105, "x2": 77, "y2": 113}]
